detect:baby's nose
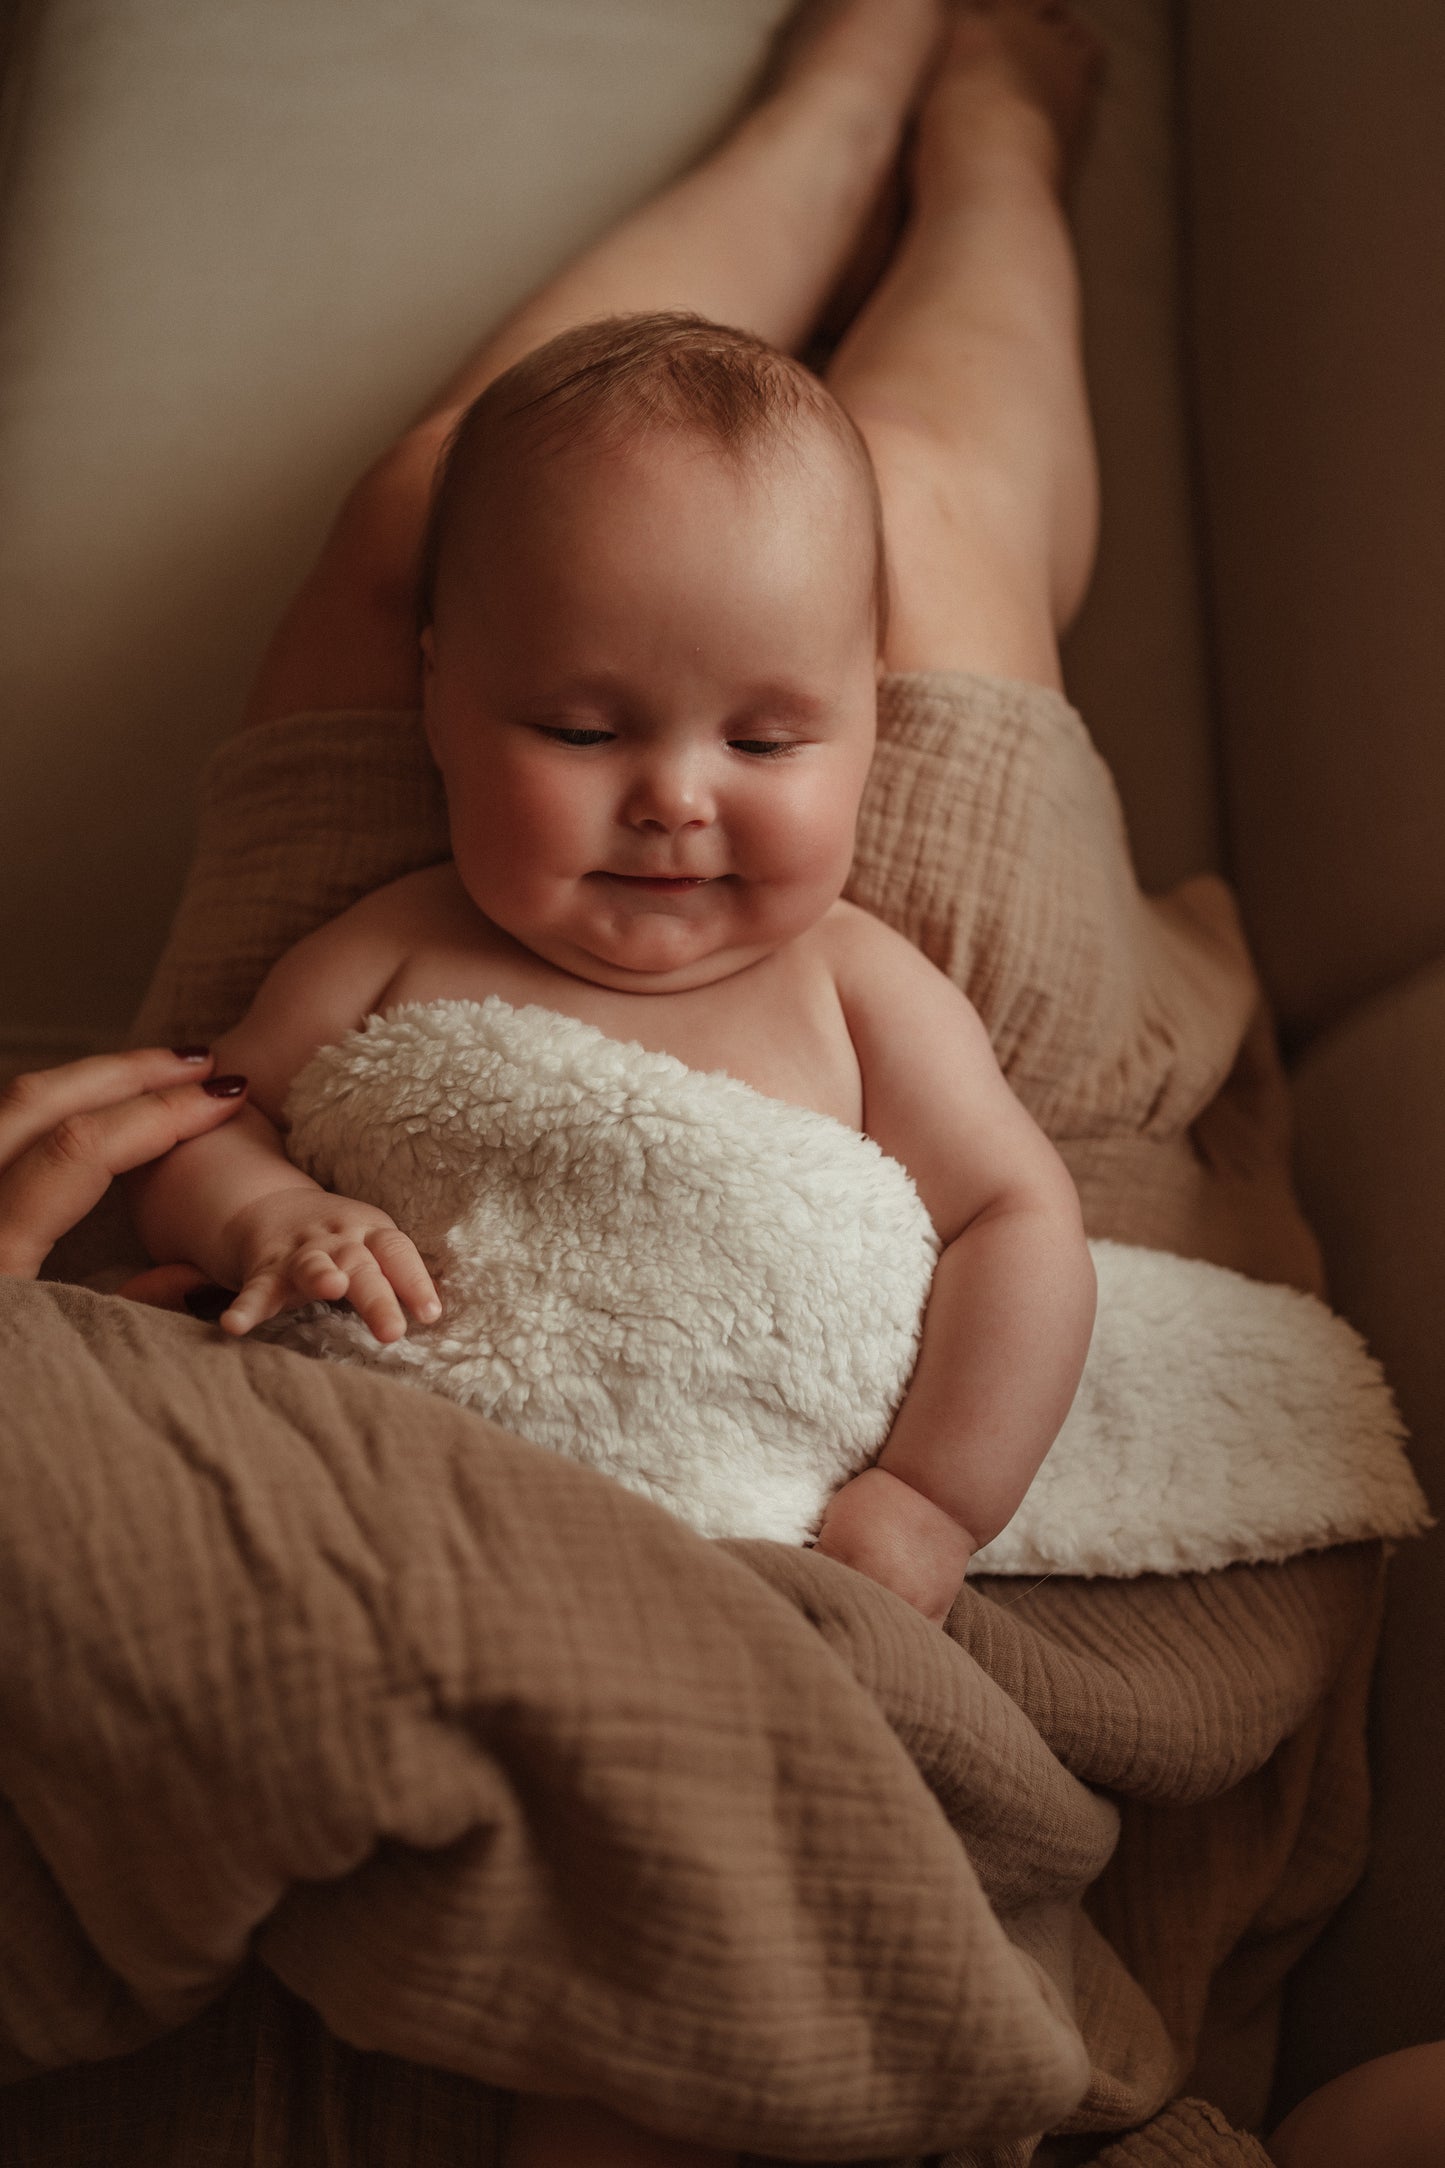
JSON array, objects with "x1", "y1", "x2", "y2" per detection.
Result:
[{"x1": 623, "y1": 758, "x2": 714, "y2": 831}]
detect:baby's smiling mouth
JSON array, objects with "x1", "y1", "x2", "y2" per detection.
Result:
[{"x1": 595, "y1": 872, "x2": 718, "y2": 888}]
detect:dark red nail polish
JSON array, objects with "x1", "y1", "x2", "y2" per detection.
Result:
[
  {"x1": 202, "y1": 1073, "x2": 248, "y2": 1098},
  {"x1": 183, "y1": 1284, "x2": 232, "y2": 1321},
  {"x1": 171, "y1": 1044, "x2": 210, "y2": 1061}
]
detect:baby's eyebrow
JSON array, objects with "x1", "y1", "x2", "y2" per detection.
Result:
[
  {"x1": 524, "y1": 675, "x2": 830, "y2": 724},
  {"x1": 735, "y1": 683, "x2": 828, "y2": 723},
  {"x1": 530, "y1": 672, "x2": 627, "y2": 707}
]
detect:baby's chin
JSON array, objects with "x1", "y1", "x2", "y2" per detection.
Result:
[
  {"x1": 547, "y1": 926, "x2": 777, "y2": 994},
  {"x1": 470, "y1": 870, "x2": 849, "y2": 992},
  {"x1": 522, "y1": 896, "x2": 807, "y2": 992}
]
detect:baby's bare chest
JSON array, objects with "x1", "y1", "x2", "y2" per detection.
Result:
[{"x1": 378, "y1": 913, "x2": 863, "y2": 1130}]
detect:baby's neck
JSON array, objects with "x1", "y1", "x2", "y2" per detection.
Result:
[{"x1": 377, "y1": 869, "x2": 862, "y2": 1127}]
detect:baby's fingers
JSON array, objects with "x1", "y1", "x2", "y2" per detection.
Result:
[
  {"x1": 222, "y1": 1241, "x2": 359, "y2": 1334},
  {"x1": 331, "y1": 1246, "x2": 409, "y2": 1345},
  {"x1": 366, "y1": 1227, "x2": 442, "y2": 1324},
  {"x1": 215, "y1": 1230, "x2": 439, "y2": 1345},
  {"x1": 290, "y1": 1246, "x2": 353, "y2": 1302},
  {"x1": 219, "y1": 1268, "x2": 296, "y2": 1338}
]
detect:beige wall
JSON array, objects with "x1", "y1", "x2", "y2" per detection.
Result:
[{"x1": 0, "y1": 0, "x2": 780, "y2": 1059}]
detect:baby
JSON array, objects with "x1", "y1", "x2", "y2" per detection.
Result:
[{"x1": 128, "y1": 312, "x2": 1097, "y2": 1625}]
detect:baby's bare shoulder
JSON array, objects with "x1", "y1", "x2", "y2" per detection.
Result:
[
  {"x1": 818, "y1": 899, "x2": 959, "y2": 1007},
  {"x1": 298, "y1": 861, "x2": 495, "y2": 976},
  {"x1": 344, "y1": 860, "x2": 465, "y2": 934},
  {"x1": 212, "y1": 864, "x2": 464, "y2": 1120}
]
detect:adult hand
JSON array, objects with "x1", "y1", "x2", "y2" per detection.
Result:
[{"x1": 0, "y1": 1047, "x2": 248, "y2": 1286}]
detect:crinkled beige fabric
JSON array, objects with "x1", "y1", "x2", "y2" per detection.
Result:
[
  {"x1": 848, "y1": 679, "x2": 1326, "y2": 1299},
  {"x1": 1092, "y1": 2099, "x2": 1275, "y2": 2165},
  {"x1": 8, "y1": 672, "x2": 1368, "y2": 2168},
  {"x1": 0, "y1": 1283, "x2": 1379, "y2": 2166}
]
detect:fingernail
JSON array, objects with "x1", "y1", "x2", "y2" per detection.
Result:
[
  {"x1": 419, "y1": 1299, "x2": 442, "y2": 1322},
  {"x1": 183, "y1": 1283, "x2": 232, "y2": 1321},
  {"x1": 202, "y1": 1074, "x2": 248, "y2": 1098},
  {"x1": 171, "y1": 1044, "x2": 210, "y2": 1061}
]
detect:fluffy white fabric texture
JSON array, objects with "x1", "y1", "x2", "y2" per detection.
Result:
[{"x1": 265, "y1": 997, "x2": 1430, "y2": 1574}]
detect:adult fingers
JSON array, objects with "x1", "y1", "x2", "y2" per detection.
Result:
[
  {"x1": 115, "y1": 1262, "x2": 213, "y2": 1310},
  {"x1": 0, "y1": 1075, "x2": 249, "y2": 1281},
  {"x1": 0, "y1": 1045, "x2": 217, "y2": 1166}
]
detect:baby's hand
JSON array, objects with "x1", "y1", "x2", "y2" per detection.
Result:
[
  {"x1": 217, "y1": 1186, "x2": 442, "y2": 1344},
  {"x1": 811, "y1": 1465, "x2": 975, "y2": 1627}
]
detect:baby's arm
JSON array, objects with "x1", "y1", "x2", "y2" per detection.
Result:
[
  {"x1": 126, "y1": 879, "x2": 440, "y2": 1342},
  {"x1": 817, "y1": 909, "x2": 1098, "y2": 1622}
]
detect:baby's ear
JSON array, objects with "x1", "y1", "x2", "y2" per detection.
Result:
[{"x1": 419, "y1": 630, "x2": 443, "y2": 766}]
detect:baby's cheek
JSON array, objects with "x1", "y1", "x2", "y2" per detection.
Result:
[
  {"x1": 455, "y1": 758, "x2": 583, "y2": 870},
  {"x1": 764, "y1": 776, "x2": 863, "y2": 884}
]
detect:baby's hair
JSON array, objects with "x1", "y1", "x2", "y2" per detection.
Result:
[{"x1": 416, "y1": 310, "x2": 890, "y2": 650}]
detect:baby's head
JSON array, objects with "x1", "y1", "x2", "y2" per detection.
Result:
[{"x1": 417, "y1": 311, "x2": 888, "y2": 993}]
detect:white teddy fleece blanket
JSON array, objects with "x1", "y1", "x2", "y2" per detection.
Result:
[{"x1": 266, "y1": 997, "x2": 1430, "y2": 1575}]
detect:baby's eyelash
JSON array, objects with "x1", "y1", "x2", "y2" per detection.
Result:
[
  {"x1": 534, "y1": 725, "x2": 798, "y2": 758},
  {"x1": 537, "y1": 726, "x2": 613, "y2": 747}
]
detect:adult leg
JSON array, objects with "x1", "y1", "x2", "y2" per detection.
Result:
[
  {"x1": 243, "y1": 0, "x2": 944, "y2": 728},
  {"x1": 825, "y1": 0, "x2": 1104, "y2": 692},
  {"x1": 1267, "y1": 2040, "x2": 1445, "y2": 2168}
]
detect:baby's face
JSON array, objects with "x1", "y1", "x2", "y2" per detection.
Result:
[{"x1": 422, "y1": 427, "x2": 880, "y2": 993}]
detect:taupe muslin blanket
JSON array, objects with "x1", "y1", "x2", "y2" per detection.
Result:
[{"x1": 2, "y1": 674, "x2": 1381, "y2": 2167}]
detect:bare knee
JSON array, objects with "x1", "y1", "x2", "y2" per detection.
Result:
[
  {"x1": 323, "y1": 415, "x2": 458, "y2": 609},
  {"x1": 240, "y1": 416, "x2": 460, "y2": 727}
]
